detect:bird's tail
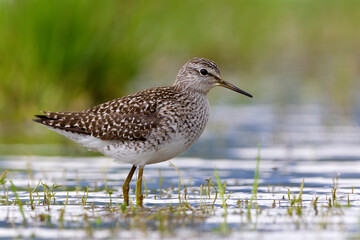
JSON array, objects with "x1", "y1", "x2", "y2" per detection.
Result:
[{"x1": 33, "y1": 111, "x2": 89, "y2": 134}]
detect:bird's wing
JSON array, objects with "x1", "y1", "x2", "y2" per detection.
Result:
[
  {"x1": 90, "y1": 111, "x2": 161, "y2": 141},
  {"x1": 33, "y1": 88, "x2": 167, "y2": 141},
  {"x1": 33, "y1": 110, "x2": 161, "y2": 141}
]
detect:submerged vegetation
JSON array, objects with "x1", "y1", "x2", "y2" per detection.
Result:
[{"x1": 0, "y1": 156, "x2": 357, "y2": 239}]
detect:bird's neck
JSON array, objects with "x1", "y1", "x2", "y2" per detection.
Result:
[{"x1": 173, "y1": 82, "x2": 209, "y2": 96}]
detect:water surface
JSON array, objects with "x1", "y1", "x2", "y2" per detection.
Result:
[{"x1": 0, "y1": 104, "x2": 359, "y2": 239}]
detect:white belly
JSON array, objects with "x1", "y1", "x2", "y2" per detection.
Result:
[
  {"x1": 48, "y1": 126, "x2": 191, "y2": 166},
  {"x1": 101, "y1": 136, "x2": 190, "y2": 166}
]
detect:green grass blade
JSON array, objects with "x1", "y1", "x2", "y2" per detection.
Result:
[
  {"x1": 247, "y1": 143, "x2": 261, "y2": 221},
  {"x1": 10, "y1": 180, "x2": 26, "y2": 223}
]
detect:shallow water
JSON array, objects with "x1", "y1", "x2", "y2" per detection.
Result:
[{"x1": 0, "y1": 104, "x2": 360, "y2": 239}]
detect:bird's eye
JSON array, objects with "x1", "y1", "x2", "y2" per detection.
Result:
[{"x1": 200, "y1": 69, "x2": 208, "y2": 76}]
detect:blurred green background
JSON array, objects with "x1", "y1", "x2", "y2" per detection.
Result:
[{"x1": 0, "y1": 0, "x2": 359, "y2": 153}]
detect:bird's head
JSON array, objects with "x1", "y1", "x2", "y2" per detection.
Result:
[{"x1": 174, "y1": 57, "x2": 253, "y2": 98}]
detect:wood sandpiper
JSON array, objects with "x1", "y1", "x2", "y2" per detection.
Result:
[{"x1": 33, "y1": 57, "x2": 252, "y2": 207}]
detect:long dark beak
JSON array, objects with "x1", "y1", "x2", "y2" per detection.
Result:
[{"x1": 217, "y1": 79, "x2": 253, "y2": 98}]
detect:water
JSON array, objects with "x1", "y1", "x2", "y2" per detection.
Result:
[{"x1": 0, "y1": 104, "x2": 360, "y2": 239}]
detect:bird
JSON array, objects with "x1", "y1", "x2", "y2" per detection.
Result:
[{"x1": 33, "y1": 57, "x2": 252, "y2": 207}]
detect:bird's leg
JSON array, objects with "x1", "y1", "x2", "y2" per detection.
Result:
[
  {"x1": 122, "y1": 165, "x2": 137, "y2": 206},
  {"x1": 136, "y1": 166, "x2": 144, "y2": 207}
]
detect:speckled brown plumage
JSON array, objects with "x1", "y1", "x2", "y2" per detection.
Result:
[{"x1": 34, "y1": 87, "x2": 172, "y2": 141}]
